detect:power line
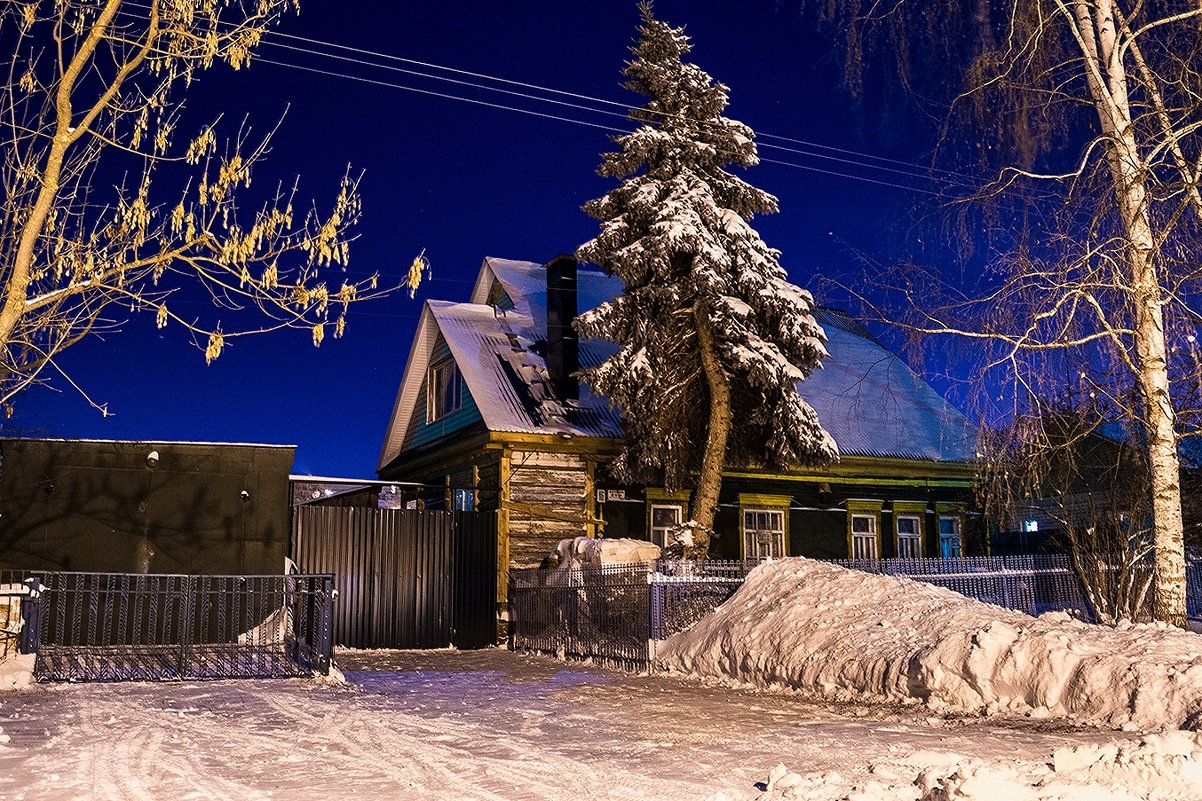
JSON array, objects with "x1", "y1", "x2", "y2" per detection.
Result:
[
  {"x1": 255, "y1": 58, "x2": 624, "y2": 133},
  {"x1": 265, "y1": 27, "x2": 975, "y2": 184},
  {"x1": 258, "y1": 58, "x2": 942, "y2": 197},
  {"x1": 259, "y1": 37, "x2": 976, "y2": 191},
  {"x1": 117, "y1": 1, "x2": 970, "y2": 194}
]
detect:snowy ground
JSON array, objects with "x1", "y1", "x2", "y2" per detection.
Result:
[
  {"x1": 4, "y1": 557, "x2": 1202, "y2": 800},
  {"x1": 0, "y1": 647, "x2": 1170, "y2": 801}
]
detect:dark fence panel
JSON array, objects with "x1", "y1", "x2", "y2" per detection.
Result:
[
  {"x1": 833, "y1": 554, "x2": 1092, "y2": 618},
  {"x1": 510, "y1": 563, "x2": 653, "y2": 669},
  {"x1": 291, "y1": 507, "x2": 496, "y2": 649},
  {"x1": 511, "y1": 560, "x2": 761, "y2": 667},
  {"x1": 11, "y1": 571, "x2": 333, "y2": 682},
  {"x1": 510, "y1": 555, "x2": 1202, "y2": 670},
  {"x1": 1188, "y1": 558, "x2": 1202, "y2": 620}
]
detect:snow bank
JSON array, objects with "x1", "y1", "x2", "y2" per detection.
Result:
[
  {"x1": 756, "y1": 730, "x2": 1202, "y2": 800},
  {"x1": 553, "y1": 536, "x2": 661, "y2": 569},
  {"x1": 659, "y1": 558, "x2": 1202, "y2": 730},
  {"x1": 0, "y1": 652, "x2": 35, "y2": 691}
]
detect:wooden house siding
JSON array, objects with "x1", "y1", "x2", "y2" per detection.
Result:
[
  {"x1": 505, "y1": 449, "x2": 591, "y2": 568},
  {"x1": 475, "y1": 451, "x2": 503, "y2": 512},
  {"x1": 403, "y1": 337, "x2": 483, "y2": 451}
]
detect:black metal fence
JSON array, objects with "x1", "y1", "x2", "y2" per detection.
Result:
[
  {"x1": 833, "y1": 554, "x2": 1093, "y2": 617},
  {"x1": 292, "y1": 507, "x2": 497, "y2": 649},
  {"x1": 510, "y1": 560, "x2": 759, "y2": 668},
  {"x1": 510, "y1": 555, "x2": 1202, "y2": 670},
  {"x1": 510, "y1": 564, "x2": 650, "y2": 668},
  {"x1": 1191, "y1": 558, "x2": 1202, "y2": 619},
  {"x1": 7, "y1": 571, "x2": 334, "y2": 682}
]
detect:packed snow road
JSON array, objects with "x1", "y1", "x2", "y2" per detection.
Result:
[{"x1": 0, "y1": 648, "x2": 1133, "y2": 800}]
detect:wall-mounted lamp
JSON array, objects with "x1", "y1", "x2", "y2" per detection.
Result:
[
  {"x1": 145, "y1": 450, "x2": 160, "y2": 468},
  {"x1": 240, "y1": 490, "x2": 250, "y2": 503}
]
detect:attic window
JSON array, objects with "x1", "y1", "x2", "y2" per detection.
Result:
[
  {"x1": 426, "y1": 358, "x2": 462, "y2": 423},
  {"x1": 487, "y1": 280, "x2": 515, "y2": 312}
]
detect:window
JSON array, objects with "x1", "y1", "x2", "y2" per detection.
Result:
[
  {"x1": 739, "y1": 494, "x2": 790, "y2": 560},
  {"x1": 847, "y1": 500, "x2": 882, "y2": 560},
  {"x1": 426, "y1": 358, "x2": 462, "y2": 422},
  {"x1": 1022, "y1": 519, "x2": 1039, "y2": 533},
  {"x1": 939, "y1": 515, "x2": 962, "y2": 557},
  {"x1": 453, "y1": 488, "x2": 474, "y2": 511},
  {"x1": 851, "y1": 515, "x2": 878, "y2": 559},
  {"x1": 649, "y1": 504, "x2": 682, "y2": 548},
  {"x1": 743, "y1": 509, "x2": 786, "y2": 559},
  {"x1": 896, "y1": 516, "x2": 921, "y2": 559},
  {"x1": 645, "y1": 489, "x2": 689, "y2": 548}
]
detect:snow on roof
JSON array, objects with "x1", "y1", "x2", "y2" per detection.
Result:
[
  {"x1": 470, "y1": 256, "x2": 624, "y2": 339},
  {"x1": 381, "y1": 256, "x2": 975, "y2": 468},
  {"x1": 803, "y1": 309, "x2": 976, "y2": 462},
  {"x1": 0, "y1": 437, "x2": 295, "y2": 449},
  {"x1": 429, "y1": 301, "x2": 622, "y2": 438}
]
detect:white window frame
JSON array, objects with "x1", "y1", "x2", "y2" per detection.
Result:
[
  {"x1": 649, "y1": 503, "x2": 683, "y2": 548},
  {"x1": 896, "y1": 515, "x2": 921, "y2": 559},
  {"x1": 938, "y1": 515, "x2": 962, "y2": 558},
  {"x1": 426, "y1": 358, "x2": 462, "y2": 423},
  {"x1": 851, "y1": 514, "x2": 879, "y2": 559},
  {"x1": 743, "y1": 508, "x2": 787, "y2": 560}
]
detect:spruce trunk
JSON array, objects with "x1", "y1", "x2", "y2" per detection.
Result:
[{"x1": 689, "y1": 301, "x2": 731, "y2": 558}]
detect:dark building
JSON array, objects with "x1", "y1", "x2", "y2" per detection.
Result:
[{"x1": 0, "y1": 438, "x2": 294, "y2": 574}]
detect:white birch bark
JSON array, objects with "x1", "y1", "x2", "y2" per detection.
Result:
[{"x1": 1069, "y1": 0, "x2": 1186, "y2": 625}]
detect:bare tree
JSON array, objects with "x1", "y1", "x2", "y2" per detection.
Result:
[
  {"x1": 814, "y1": 0, "x2": 1202, "y2": 625},
  {"x1": 980, "y1": 400, "x2": 1156, "y2": 623},
  {"x1": 1, "y1": 0, "x2": 418, "y2": 416}
]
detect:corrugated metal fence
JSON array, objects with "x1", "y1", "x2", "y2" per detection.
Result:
[{"x1": 292, "y1": 507, "x2": 496, "y2": 649}]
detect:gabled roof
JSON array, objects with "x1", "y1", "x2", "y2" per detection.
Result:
[
  {"x1": 378, "y1": 259, "x2": 623, "y2": 471},
  {"x1": 803, "y1": 310, "x2": 975, "y2": 462},
  {"x1": 379, "y1": 257, "x2": 977, "y2": 472}
]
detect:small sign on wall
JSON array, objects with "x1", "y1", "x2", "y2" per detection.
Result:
[{"x1": 595, "y1": 489, "x2": 627, "y2": 503}]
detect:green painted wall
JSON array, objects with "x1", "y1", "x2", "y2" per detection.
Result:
[{"x1": 405, "y1": 337, "x2": 483, "y2": 450}]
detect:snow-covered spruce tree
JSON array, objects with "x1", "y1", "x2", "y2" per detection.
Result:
[{"x1": 576, "y1": 4, "x2": 838, "y2": 557}]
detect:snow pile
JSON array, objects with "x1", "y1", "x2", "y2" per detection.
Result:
[
  {"x1": 553, "y1": 536, "x2": 661, "y2": 569},
  {"x1": 659, "y1": 558, "x2": 1202, "y2": 730},
  {"x1": 755, "y1": 731, "x2": 1202, "y2": 800},
  {"x1": 0, "y1": 652, "x2": 34, "y2": 691}
]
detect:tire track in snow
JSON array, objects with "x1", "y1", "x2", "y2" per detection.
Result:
[
  {"x1": 248, "y1": 683, "x2": 719, "y2": 800},
  {"x1": 254, "y1": 685, "x2": 487, "y2": 798}
]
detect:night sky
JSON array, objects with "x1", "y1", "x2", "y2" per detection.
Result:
[{"x1": 14, "y1": 1, "x2": 938, "y2": 478}]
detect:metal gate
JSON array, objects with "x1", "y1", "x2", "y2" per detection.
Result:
[
  {"x1": 14, "y1": 572, "x2": 334, "y2": 682},
  {"x1": 292, "y1": 507, "x2": 496, "y2": 649}
]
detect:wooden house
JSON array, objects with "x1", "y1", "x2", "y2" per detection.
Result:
[{"x1": 378, "y1": 256, "x2": 980, "y2": 604}]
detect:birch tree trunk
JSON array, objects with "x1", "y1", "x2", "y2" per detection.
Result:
[
  {"x1": 689, "y1": 301, "x2": 732, "y2": 557},
  {"x1": 1071, "y1": 0, "x2": 1186, "y2": 625}
]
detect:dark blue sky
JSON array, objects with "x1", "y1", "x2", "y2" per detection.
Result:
[{"x1": 15, "y1": 1, "x2": 934, "y2": 477}]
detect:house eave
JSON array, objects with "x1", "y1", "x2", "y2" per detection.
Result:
[{"x1": 722, "y1": 455, "x2": 977, "y2": 488}]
